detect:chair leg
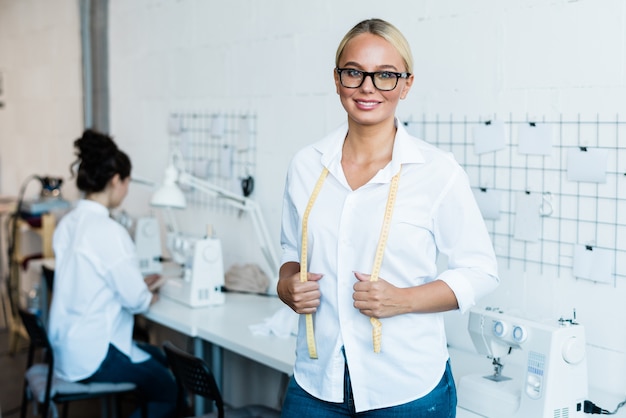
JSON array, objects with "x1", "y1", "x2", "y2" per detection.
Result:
[
  {"x1": 101, "y1": 395, "x2": 111, "y2": 418},
  {"x1": 20, "y1": 385, "x2": 29, "y2": 418},
  {"x1": 41, "y1": 401, "x2": 49, "y2": 418},
  {"x1": 112, "y1": 395, "x2": 120, "y2": 418},
  {"x1": 140, "y1": 394, "x2": 148, "y2": 418}
]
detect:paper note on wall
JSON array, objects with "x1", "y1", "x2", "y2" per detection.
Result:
[
  {"x1": 572, "y1": 245, "x2": 614, "y2": 285},
  {"x1": 472, "y1": 188, "x2": 501, "y2": 220},
  {"x1": 220, "y1": 145, "x2": 234, "y2": 179},
  {"x1": 168, "y1": 114, "x2": 181, "y2": 135},
  {"x1": 211, "y1": 114, "x2": 226, "y2": 138},
  {"x1": 473, "y1": 121, "x2": 507, "y2": 154},
  {"x1": 518, "y1": 123, "x2": 553, "y2": 155},
  {"x1": 513, "y1": 192, "x2": 542, "y2": 242},
  {"x1": 193, "y1": 158, "x2": 211, "y2": 179},
  {"x1": 237, "y1": 116, "x2": 254, "y2": 151},
  {"x1": 179, "y1": 131, "x2": 193, "y2": 159},
  {"x1": 566, "y1": 148, "x2": 608, "y2": 183}
]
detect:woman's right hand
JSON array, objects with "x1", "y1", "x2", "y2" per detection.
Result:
[
  {"x1": 277, "y1": 262, "x2": 323, "y2": 314},
  {"x1": 150, "y1": 292, "x2": 160, "y2": 305}
]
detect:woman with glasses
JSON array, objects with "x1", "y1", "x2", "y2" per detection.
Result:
[{"x1": 277, "y1": 18, "x2": 499, "y2": 417}]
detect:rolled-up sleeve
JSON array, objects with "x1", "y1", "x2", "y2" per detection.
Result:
[
  {"x1": 280, "y1": 168, "x2": 301, "y2": 266},
  {"x1": 433, "y1": 169, "x2": 499, "y2": 313},
  {"x1": 107, "y1": 255, "x2": 152, "y2": 314}
]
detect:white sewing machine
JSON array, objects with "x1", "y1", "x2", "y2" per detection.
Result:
[
  {"x1": 158, "y1": 230, "x2": 225, "y2": 307},
  {"x1": 457, "y1": 306, "x2": 588, "y2": 418},
  {"x1": 112, "y1": 212, "x2": 163, "y2": 276},
  {"x1": 134, "y1": 216, "x2": 163, "y2": 275}
]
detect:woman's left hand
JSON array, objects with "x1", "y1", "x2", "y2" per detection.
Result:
[{"x1": 352, "y1": 272, "x2": 404, "y2": 318}]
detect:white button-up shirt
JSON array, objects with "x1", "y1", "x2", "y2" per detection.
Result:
[
  {"x1": 48, "y1": 200, "x2": 153, "y2": 381},
  {"x1": 280, "y1": 120, "x2": 499, "y2": 412}
]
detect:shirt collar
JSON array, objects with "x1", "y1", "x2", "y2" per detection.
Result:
[
  {"x1": 313, "y1": 118, "x2": 426, "y2": 182},
  {"x1": 76, "y1": 199, "x2": 110, "y2": 216}
]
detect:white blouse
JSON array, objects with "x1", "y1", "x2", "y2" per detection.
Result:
[
  {"x1": 48, "y1": 199, "x2": 153, "y2": 381},
  {"x1": 280, "y1": 120, "x2": 499, "y2": 412}
]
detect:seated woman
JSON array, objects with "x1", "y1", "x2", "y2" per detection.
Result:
[{"x1": 47, "y1": 129, "x2": 177, "y2": 418}]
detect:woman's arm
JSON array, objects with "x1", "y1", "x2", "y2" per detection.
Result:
[
  {"x1": 277, "y1": 262, "x2": 323, "y2": 314},
  {"x1": 352, "y1": 272, "x2": 458, "y2": 318}
]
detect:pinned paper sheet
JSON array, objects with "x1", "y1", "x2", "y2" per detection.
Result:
[
  {"x1": 219, "y1": 145, "x2": 234, "y2": 179},
  {"x1": 472, "y1": 188, "x2": 501, "y2": 220},
  {"x1": 566, "y1": 147, "x2": 608, "y2": 183},
  {"x1": 192, "y1": 158, "x2": 212, "y2": 179},
  {"x1": 237, "y1": 116, "x2": 254, "y2": 151},
  {"x1": 211, "y1": 114, "x2": 226, "y2": 138},
  {"x1": 473, "y1": 121, "x2": 507, "y2": 154},
  {"x1": 167, "y1": 114, "x2": 181, "y2": 135},
  {"x1": 572, "y1": 245, "x2": 614, "y2": 284},
  {"x1": 179, "y1": 131, "x2": 194, "y2": 158},
  {"x1": 513, "y1": 192, "x2": 542, "y2": 242},
  {"x1": 518, "y1": 123, "x2": 553, "y2": 155}
]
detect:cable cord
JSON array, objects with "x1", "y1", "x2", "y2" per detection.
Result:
[{"x1": 584, "y1": 398, "x2": 626, "y2": 415}]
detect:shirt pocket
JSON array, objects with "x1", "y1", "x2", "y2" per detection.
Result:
[
  {"x1": 390, "y1": 215, "x2": 435, "y2": 252},
  {"x1": 383, "y1": 215, "x2": 439, "y2": 283}
]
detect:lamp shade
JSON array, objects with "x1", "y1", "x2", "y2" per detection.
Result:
[{"x1": 150, "y1": 165, "x2": 187, "y2": 209}]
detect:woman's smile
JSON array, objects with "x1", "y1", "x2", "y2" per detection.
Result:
[{"x1": 354, "y1": 99, "x2": 381, "y2": 110}]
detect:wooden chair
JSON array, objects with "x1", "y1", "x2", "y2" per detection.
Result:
[
  {"x1": 18, "y1": 308, "x2": 146, "y2": 418},
  {"x1": 163, "y1": 341, "x2": 281, "y2": 418}
]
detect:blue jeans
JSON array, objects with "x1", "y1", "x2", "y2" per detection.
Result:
[
  {"x1": 281, "y1": 361, "x2": 457, "y2": 417},
  {"x1": 82, "y1": 343, "x2": 178, "y2": 418}
]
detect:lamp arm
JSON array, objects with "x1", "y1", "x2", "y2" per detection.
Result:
[
  {"x1": 179, "y1": 172, "x2": 245, "y2": 205},
  {"x1": 246, "y1": 199, "x2": 280, "y2": 280},
  {"x1": 178, "y1": 172, "x2": 280, "y2": 286}
]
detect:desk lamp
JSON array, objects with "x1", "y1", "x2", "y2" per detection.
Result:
[{"x1": 150, "y1": 162, "x2": 279, "y2": 296}]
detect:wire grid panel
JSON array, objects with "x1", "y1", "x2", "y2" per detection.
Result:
[
  {"x1": 403, "y1": 114, "x2": 626, "y2": 283},
  {"x1": 167, "y1": 111, "x2": 257, "y2": 212}
]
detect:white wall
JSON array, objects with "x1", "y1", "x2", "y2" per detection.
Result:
[
  {"x1": 107, "y1": 0, "x2": 626, "y2": 401},
  {"x1": 2, "y1": 0, "x2": 626, "y2": 406},
  {"x1": 0, "y1": 0, "x2": 83, "y2": 200}
]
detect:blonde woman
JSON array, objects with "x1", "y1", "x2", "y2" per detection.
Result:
[{"x1": 277, "y1": 19, "x2": 499, "y2": 417}]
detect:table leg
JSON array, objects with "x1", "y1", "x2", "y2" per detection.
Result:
[
  {"x1": 212, "y1": 343, "x2": 222, "y2": 391},
  {"x1": 193, "y1": 337, "x2": 205, "y2": 415}
]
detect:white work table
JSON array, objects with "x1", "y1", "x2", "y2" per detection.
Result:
[
  {"x1": 146, "y1": 293, "x2": 626, "y2": 417},
  {"x1": 144, "y1": 291, "x2": 296, "y2": 375},
  {"x1": 144, "y1": 291, "x2": 295, "y2": 414}
]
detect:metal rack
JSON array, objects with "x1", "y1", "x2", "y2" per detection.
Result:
[
  {"x1": 403, "y1": 114, "x2": 625, "y2": 283},
  {"x1": 167, "y1": 111, "x2": 257, "y2": 212}
]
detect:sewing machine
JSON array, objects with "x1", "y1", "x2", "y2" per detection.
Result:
[
  {"x1": 134, "y1": 216, "x2": 163, "y2": 275},
  {"x1": 457, "y1": 306, "x2": 588, "y2": 418},
  {"x1": 113, "y1": 212, "x2": 163, "y2": 276},
  {"x1": 112, "y1": 211, "x2": 224, "y2": 306},
  {"x1": 158, "y1": 230, "x2": 225, "y2": 307}
]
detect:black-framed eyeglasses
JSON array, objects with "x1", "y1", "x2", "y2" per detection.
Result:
[{"x1": 335, "y1": 68, "x2": 411, "y2": 91}]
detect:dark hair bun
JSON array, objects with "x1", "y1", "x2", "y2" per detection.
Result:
[
  {"x1": 72, "y1": 129, "x2": 131, "y2": 193},
  {"x1": 74, "y1": 129, "x2": 118, "y2": 164}
]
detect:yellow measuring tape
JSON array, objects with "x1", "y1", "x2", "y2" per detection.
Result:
[
  {"x1": 300, "y1": 168, "x2": 329, "y2": 359},
  {"x1": 300, "y1": 166, "x2": 401, "y2": 357},
  {"x1": 368, "y1": 168, "x2": 401, "y2": 353}
]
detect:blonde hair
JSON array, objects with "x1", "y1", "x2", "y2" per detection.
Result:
[{"x1": 335, "y1": 18, "x2": 413, "y2": 74}]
